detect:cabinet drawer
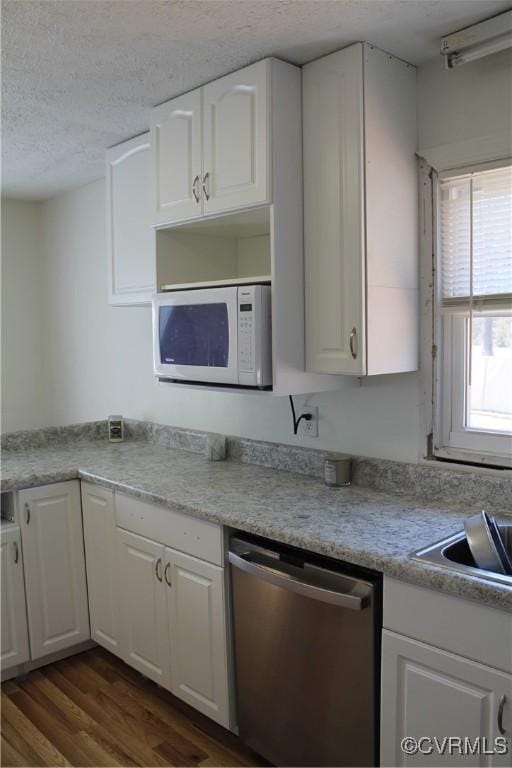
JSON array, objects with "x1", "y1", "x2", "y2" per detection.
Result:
[
  {"x1": 384, "y1": 577, "x2": 512, "y2": 672},
  {"x1": 115, "y1": 492, "x2": 223, "y2": 566}
]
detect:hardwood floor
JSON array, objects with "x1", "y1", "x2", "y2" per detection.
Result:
[{"x1": 1, "y1": 647, "x2": 266, "y2": 767}]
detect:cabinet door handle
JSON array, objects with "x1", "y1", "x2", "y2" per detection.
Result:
[
  {"x1": 349, "y1": 327, "x2": 357, "y2": 360},
  {"x1": 155, "y1": 557, "x2": 163, "y2": 582},
  {"x1": 202, "y1": 172, "x2": 210, "y2": 201},
  {"x1": 164, "y1": 562, "x2": 172, "y2": 587},
  {"x1": 498, "y1": 694, "x2": 508, "y2": 735},
  {"x1": 192, "y1": 175, "x2": 200, "y2": 203},
  {"x1": 13, "y1": 542, "x2": 19, "y2": 564},
  {"x1": 24, "y1": 502, "x2": 31, "y2": 525}
]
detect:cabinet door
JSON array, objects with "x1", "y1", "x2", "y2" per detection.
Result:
[
  {"x1": 81, "y1": 483, "x2": 120, "y2": 656},
  {"x1": 202, "y1": 60, "x2": 269, "y2": 216},
  {"x1": 151, "y1": 89, "x2": 202, "y2": 226},
  {"x1": 1, "y1": 527, "x2": 30, "y2": 670},
  {"x1": 117, "y1": 529, "x2": 169, "y2": 687},
  {"x1": 165, "y1": 548, "x2": 230, "y2": 727},
  {"x1": 106, "y1": 133, "x2": 156, "y2": 305},
  {"x1": 19, "y1": 481, "x2": 90, "y2": 660},
  {"x1": 303, "y1": 44, "x2": 366, "y2": 375},
  {"x1": 381, "y1": 630, "x2": 512, "y2": 767}
]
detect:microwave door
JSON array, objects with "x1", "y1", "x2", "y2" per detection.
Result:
[{"x1": 153, "y1": 290, "x2": 239, "y2": 385}]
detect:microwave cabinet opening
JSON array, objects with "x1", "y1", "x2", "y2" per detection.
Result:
[{"x1": 156, "y1": 207, "x2": 271, "y2": 292}]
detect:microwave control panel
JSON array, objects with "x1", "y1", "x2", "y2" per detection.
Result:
[
  {"x1": 237, "y1": 285, "x2": 272, "y2": 388},
  {"x1": 238, "y1": 288, "x2": 256, "y2": 372}
]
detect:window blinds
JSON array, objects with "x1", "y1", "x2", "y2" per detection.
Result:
[{"x1": 440, "y1": 164, "x2": 512, "y2": 308}]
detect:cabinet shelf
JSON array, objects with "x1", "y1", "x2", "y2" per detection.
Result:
[
  {"x1": 160, "y1": 275, "x2": 271, "y2": 292},
  {"x1": 156, "y1": 205, "x2": 271, "y2": 238}
]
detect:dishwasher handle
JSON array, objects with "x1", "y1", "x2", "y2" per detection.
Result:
[{"x1": 229, "y1": 550, "x2": 370, "y2": 611}]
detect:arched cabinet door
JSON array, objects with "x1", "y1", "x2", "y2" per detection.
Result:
[
  {"x1": 202, "y1": 60, "x2": 270, "y2": 216},
  {"x1": 107, "y1": 132, "x2": 155, "y2": 304},
  {"x1": 151, "y1": 90, "x2": 202, "y2": 226}
]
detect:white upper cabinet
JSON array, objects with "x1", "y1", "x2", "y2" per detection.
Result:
[
  {"x1": 151, "y1": 60, "x2": 270, "y2": 227},
  {"x1": 19, "y1": 481, "x2": 90, "y2": 661},
  {"x1": 107, "y1": 133, "x2": 155, "y2": 305},
  {"x1": 151, "y1": 90, "x2": 202, "y2": 226},
  {"x1": 1, "y1": 526, "x2": 30, "y2": 671},
  {"x1": 303, "y1": 44, "x2": 365, "y2": 376},
  {"x1": 153, "y1": 57, "x2": 341, "y2": 395},
  {"x1": 303, "y1": 43, "x2": 418, "y2": 376},
  {"x1": 202, "y1": 62, "x2": 269, "y2": 216}
]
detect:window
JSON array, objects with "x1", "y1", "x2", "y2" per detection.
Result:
[{"x1": 435, "y1": 161, "x2": 512, "y2": 467}]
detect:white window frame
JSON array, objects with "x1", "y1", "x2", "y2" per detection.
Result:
[{"x1": 430, "y1": 158, "x2": 512, "y2": 468}]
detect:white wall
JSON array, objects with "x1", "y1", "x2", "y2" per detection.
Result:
[
  {"x1": 40, "y1": 179, "x2": 421, "y2": 461},
  {"x1": 418, "y1": 48, "x2": 512, "y2": 163},
  {"x1": 3, "y1": 49, "x2": 511, "y2": 462},
  {"x1": 1, "y1": 199, "x2": 48, "y2": 432}
]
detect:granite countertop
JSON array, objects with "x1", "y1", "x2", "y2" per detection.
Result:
[{"x1": 2, "y1": 438, "x2": 511, "y2": 612}]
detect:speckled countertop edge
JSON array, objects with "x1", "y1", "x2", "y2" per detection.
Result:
[
  {"x1": 78, "y1": 470, "x2": 512, "y2": 612},
  {"x1": 1, "y1": 436, "x2": 511, "y2": 613}
]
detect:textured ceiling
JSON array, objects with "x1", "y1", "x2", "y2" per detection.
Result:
[{"x1": 2, "y1": 0, "x2": 510, "y2": 200}]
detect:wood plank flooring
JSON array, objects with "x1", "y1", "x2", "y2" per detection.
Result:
[{"x1": 1, "y1": 647, "x2": 266, "y2": 767}]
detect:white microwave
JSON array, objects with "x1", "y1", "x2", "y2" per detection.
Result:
[{"x1": 152, "y1": 285, "x2": 272, "y2": 388}]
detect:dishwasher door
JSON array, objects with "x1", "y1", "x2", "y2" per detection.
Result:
[{"x1": 229, "y1": 536, "x2": 379, "y2": 767}]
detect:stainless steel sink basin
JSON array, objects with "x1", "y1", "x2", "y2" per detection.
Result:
[{"x1": 413, "y1": 516, "x2": 512, "y2": 587}]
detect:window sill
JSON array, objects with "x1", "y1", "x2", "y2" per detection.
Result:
[{"x1": 423, "y1": 449, "x2": 512, "y2": 474}]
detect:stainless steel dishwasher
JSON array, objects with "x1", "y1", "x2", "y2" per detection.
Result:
[{"x1": 229, "y1": 534, "x2": 381, "y2": 767}]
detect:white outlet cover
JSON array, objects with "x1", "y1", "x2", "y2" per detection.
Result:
[{"x1": 299, "y1": 406, "x2": 318, "y2": 438}]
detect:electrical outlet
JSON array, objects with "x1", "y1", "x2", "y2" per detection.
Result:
[{"x1": 299, "y1": 406, "x2": 318, "y2": 437}]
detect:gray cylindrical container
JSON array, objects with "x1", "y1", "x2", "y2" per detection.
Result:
[{"x1": 324, "y1": 455, "x2": 352, "y2": 487}]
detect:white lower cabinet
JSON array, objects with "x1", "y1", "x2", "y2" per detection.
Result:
[
  {"x1": 382, "y1": 578, "x2": 512, "y2": 768},
  {"x1": 166, "y1": 548, "x2": 230, "y2": 725},
  {"x1": 115, "y1": 491, "x2": 231, "y2": 728},
  {"x1": 81, "y1": 483, "x2": 120, "y2": 656},
  {"x1": 2, "y1": 481, "x2": 232, "y2": 729},
  {"x1": 1, "y1": 526, "x2": 30, "y2": 670},
  {"x1": 381, "y1": 630, "x2": 512, "y2": 767},
  {"x1": 19, "y1": 481, "x2": 90, "y2": 660},
  {"x1": 117, "y1": 528, "x2": 169, "y2": 687}
]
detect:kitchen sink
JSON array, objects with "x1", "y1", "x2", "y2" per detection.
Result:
[{"x1": 413, "y1": 516, "x2": 512, "y2": 587}]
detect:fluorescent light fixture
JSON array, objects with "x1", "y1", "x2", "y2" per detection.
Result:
[{"x1": 441, "y1": 9, "x2": 512, "y2": 69}]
